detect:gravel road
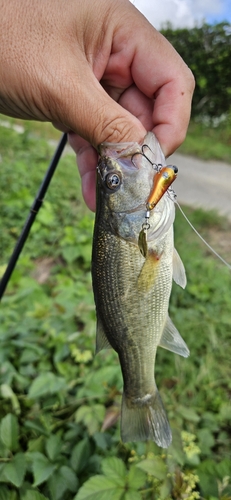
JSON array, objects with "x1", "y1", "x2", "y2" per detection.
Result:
[{"x1": 169, "y1": 152, "x2": 231, "y2": 221}]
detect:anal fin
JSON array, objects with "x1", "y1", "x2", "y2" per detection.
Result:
[
  {"x1": 96, "y1": 316, "x2": 112, "y2": 353},
  {"x1": 159, "y1": 316, "x2": 190, "y2": 358}
]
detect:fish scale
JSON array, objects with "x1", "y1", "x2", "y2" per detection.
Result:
[{"x1": 92, "y1": 132, "x2": 189, "y2": 447}]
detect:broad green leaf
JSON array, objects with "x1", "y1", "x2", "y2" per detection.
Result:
[
  {"x1": 159, "y1": 477, "x2": 172, "y2": 499},
  {"x1": 28, "y1": 372, "x2": 66, "y2": 399},
  {"x1": 177, "y1": 406, "x2": 200, "y2": 423},
  {"x1": 48, "y1": 466, "x2": 78, "y2": 499},
  {"x1": 0, "y1": 413, "x2": 19, "y2": 452},
  {"x1": 216, "y1": 458, "x2": 231, "y2": 479},
  {"x1": 127, "y1": 464, "x2": 146, "y2": 490},
  {"x1": 124, "y1": 492, "x2": 142, "y2": 500},
  {"x1": 45, "y1": 434, "x2": 62, "y2": 461},
  {"x1": 3, "y1": 452, "x2": 26, "y2": 487},
  {"x1": 136, "y1": 457, "x2": 167, "y2": 480},
  {"x1": 28, "y1": 436, "x2": 45, "y2": 453},
  {"x1": 60, "y1": 465, "x2": 78, "y2": 491},
  {"x1": 1, "y1": 384, "x2": 21, "y2": 415},
  {"x1": 197, "y1": 428, "x2": 215, "y2": 456},
  {"x1": 70, "y1": 438, "x2": 91, "y2": 473},
  {"x1": 168, "y1": 429, "x2": 185, "y2": 466},
  {"x1": 74, "y1": 475, "x2": 123, "y2": 500},
  {"x1": 24, "y1": 420, "x2": 49, "y2": 436},
  {"x1": 0, "y1": 485, "x2": 18, "y2": 500},
  {"x1": 102, "y1": 457, "x2": 126, "y2": 486},
  {"x1": 21, "y1": 490, "x2": 49, "y2": 500},
  {"x1": 31, "y1": 451, "x2": 57, "y2": 487},
  {"x1": 76, "y1": 404, "x2": 105, "y2": 435}
]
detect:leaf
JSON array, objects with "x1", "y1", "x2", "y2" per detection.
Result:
[
  {"x1": 102, "y1": 457, "x2": 126, "y2": 486},
  {"x1": 28, "y1": 436, "x2": 45, "y2": 453},
  {"x1": 168, "y1": 428, "x2": 185, "y2": 466},
  {"x1": 0, "y1": 413, "x2": 19, "y2": 451},
  {"x1": 0, "y1": 485, "x2": 18, "y2": 500},
  {"x1": 136, "y1": 457, "x2": 167, "y2": 481},
  {"x1": 76, "y1": 404, "x2": 105, "y2": 435},
  {"x1": 197, "y1": 428, "x2": 215, "y2": 456},
  {"x1": 70, "y1": 438, "x2": 91, "y2": 473},
  {"x1": 1, "y1": 384, "x2": 21, "y2": 415},
  {"x1": 45, "y1": 434, "x2": 62, "y2": 461},
  {"x1": 3, "y1": 453, "x2": 26, "y2": 487},
  {"x1": 159, "y1": 477, "x2": 172, "y2": 500},
  {"x1": 127, "y1": 464, "x2": 146, "y2": 490},
  {"x1": 74, "y1": 475, "x2": 123, "y2": 500},
  {"x1": 21, "y1": 490, "x2": 49, "y2": 500},
  {"x1": 60, "y1": 465, "x2": 78, "y2": 492},
  {"x1": 177, "y1": 406, "x2": 200, "y2": 423},
  {"x1": 28, "y1": 372, "x2": 66, "y2": 399},
  {"x1": 124, "y1": 492, "x2": 142, "y2": 500},
  {"x1": 48, "y1": 466, "x2": 78, "y2": 500},
  {"x1": 216, "y1": 458, "x2": 231, "y2": 479},
  {"x1": 30, "y1": 451, "x2": 57, "y2": 487}
]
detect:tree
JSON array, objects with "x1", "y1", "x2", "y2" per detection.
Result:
[{"x1": 161, "y1": 23, "x2": 231, "y2": 119}]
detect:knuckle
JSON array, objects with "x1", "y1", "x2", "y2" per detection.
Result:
[{"x1": 91, "y1": 111, "x2": 134, "y2": 146}]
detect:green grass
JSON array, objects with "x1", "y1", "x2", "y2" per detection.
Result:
[
  {"x1": 0, "y1": 121, "x2": 231, "y2": 499},
  {"x1": 1, "y1": 112, "x2": 231, "y2": 163},
  {"x1": 179, "y1": 119, "x2": 231, "y2": 162}
]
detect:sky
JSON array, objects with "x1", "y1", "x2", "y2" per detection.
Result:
[{"x1": 133, "y1": 0, "x2": 231, "y2": 29}]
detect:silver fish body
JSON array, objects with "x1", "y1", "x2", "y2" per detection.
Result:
[{"x1": 92, "y1": 132, "x2": 189, "y2": 447}]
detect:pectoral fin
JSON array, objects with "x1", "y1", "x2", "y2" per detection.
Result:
[
  {"x1": 96, "y1": 316, "x2": 112, "y2": 353},
  {"x1": 159, "y1": 316, "x2": 190, "y2": 358},
  {"x1": 173, "y1": 248, "x2": 187, "y2": 289},
  {"x1": 137, "y1": 250, "x2": 161, "y2": 292}
]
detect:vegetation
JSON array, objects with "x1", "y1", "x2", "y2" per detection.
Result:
[
  {"x1": 0, "y1": 120, "x2": 231, "y2": 499},
  {"x1": 160, "y1": 22, "x2": 231, "y2": 162},
  {"x1": 178, "y1": 119, "x2": 231, "y2": 163},
  {"x1": 161, "y1": 22, "x2": 231, "y2": 120}
]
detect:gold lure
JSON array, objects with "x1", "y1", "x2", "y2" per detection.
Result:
[
  {"x1": 147, "y1": 165, "x2": 178, "y2": 211},
  {"x1": 139, "y1": 165, "x2": 178, "y2": 257}
]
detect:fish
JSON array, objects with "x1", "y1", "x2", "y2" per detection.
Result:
[{"x1": 91, "y1": 132, "x2": 189, "y2": 448}]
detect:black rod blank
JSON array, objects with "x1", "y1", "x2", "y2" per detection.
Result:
[{"x1": 0, "y1": 132, "x2": 67, "y2": 301}]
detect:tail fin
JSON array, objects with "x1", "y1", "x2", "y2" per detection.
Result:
[{"x1": 121, "y1": 389, "x2": 172, "y2": 448}]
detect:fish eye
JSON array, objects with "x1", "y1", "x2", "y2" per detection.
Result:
[{"x1": 105, "y1": 172, "x2": 121, "y2": 190}]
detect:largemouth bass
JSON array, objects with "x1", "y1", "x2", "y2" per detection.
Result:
[{"x1": 92, "y1": 132, "x2": 189, "y2": 448}]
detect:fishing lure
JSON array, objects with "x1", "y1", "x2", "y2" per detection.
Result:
[
  {"x1": 146, "y1": 165, "x2": 178, "y2": 210},
  {"x1": 138, "y1": 156, "x2": 231, "y2": 271},
  {"x1": 138, "y1": 164, "x2": 178, "y2": 257}
]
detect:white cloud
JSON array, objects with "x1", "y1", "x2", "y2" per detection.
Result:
[{"x1": 133, "y1": 0, "x2": 226, "y2": 29}]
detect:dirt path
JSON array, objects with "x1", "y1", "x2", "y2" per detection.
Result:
[{"x1": 170, "y1": 152, "x2": 231, "y2": 221}]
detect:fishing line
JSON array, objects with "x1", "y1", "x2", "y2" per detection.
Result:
[{"x1": 175, "y1": 200, "x2": 231, "y2": 271}]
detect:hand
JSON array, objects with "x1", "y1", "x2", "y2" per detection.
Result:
[{"x1": 0, "y1": 0, "x2": 194, "y2": 210}]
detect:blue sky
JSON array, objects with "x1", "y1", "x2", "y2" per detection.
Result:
[{"x1": 134, "y1": 0, "x2": 231, "y2": 29}]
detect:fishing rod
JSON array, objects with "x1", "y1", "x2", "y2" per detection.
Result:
[{"x1": 0, "y1": 132, "x2": 67, "y2": 301}]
